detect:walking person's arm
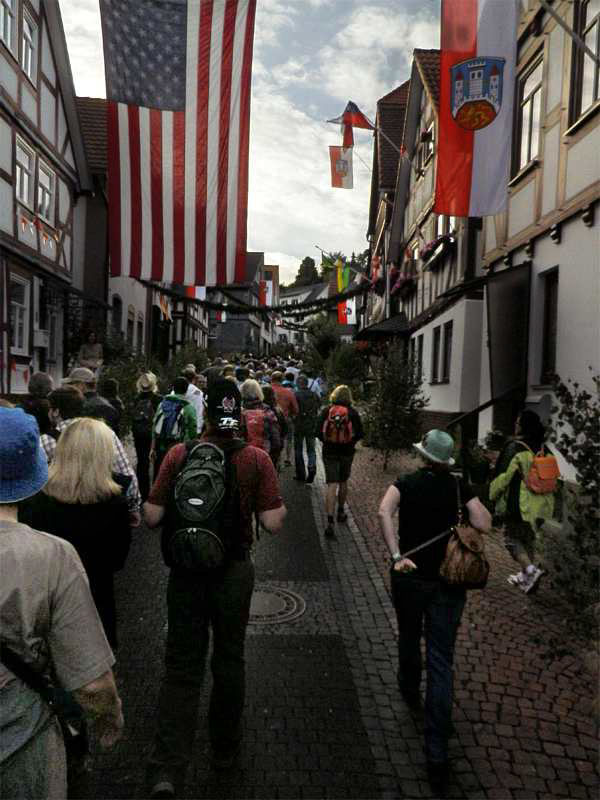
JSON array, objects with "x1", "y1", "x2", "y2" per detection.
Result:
[
  {"x1": 466, "y1": 496, "x2": 492, "y2": 532},
  {"x1": 378, "y1": 485, "x2": 416, "y2": 572},
  {"x1": 73, "y1": 670, "x2": 124, "y2": 748}
]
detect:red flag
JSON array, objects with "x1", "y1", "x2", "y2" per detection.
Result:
[
  {"x1": 101, "y1": 0, "x2": 257, "y2": 287},
  {"x1": 329, "y1": 146, "x2": 353, "y2": 189},
  {"x1": 258, "y1": 280, "x2": 267, "y2": 306},
  {"x1": 337, "y1": 302, "x2": 348, "y2": 324},
  {"x1": 327, "y1": 101, "x2": 374, "y2": 130},
  {"x1": 342, "y1": 124, "x2": 354, "y2": 148}
]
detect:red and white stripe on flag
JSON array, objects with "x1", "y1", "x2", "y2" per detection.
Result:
[
  {"x1": 434, "y1": 0, "x2": 519, "y2": 217},
  {"x1": 105, "y1": 0, "x2": 257, "y2": 286},
  {"x1": 185, "y1": 286, "x2": 207, "y2": 301},
  {"x1": 258, "y1": 280, "x2": 267, "y2": 306},
  {"x1": 329, "y1": 146, "x2": 353, "y2": 190}
]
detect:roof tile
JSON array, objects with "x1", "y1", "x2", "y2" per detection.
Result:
[
  {"x1": 376, "y1": 80, "x2": 409, "y2": 190},
  {"x1": 413, "y1": 49, "x2": 440, "y2": 110},
  {"x1": 75, "y1": 97, "x2": 107, "y2": 173}
]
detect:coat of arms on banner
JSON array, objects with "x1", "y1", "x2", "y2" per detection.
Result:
[
  {"x1": 335, "y1": 157, "x2": 349, "y2": 177},
  {"x1": 451, "y1": 57, "x2": 505, "y2": 130}
]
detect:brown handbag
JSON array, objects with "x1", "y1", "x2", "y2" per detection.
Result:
[{"x1": 438, "y1": 478, "x2": 489, "y2": 590}]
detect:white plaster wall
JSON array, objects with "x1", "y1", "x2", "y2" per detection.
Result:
[
  {"x1": 508, "y1": 179, "x2": 536, "y2": 238},
  {"x1": 40, "y1": 83, "x2": 56, "y2": 145},
  {"x1": 541, "y1": 123, "x2": 560, "y2": 217},
  {"x1": 18, "y1": 217, "x2": 38, "y2": 250},
  {"x1": 57, "y1": 100, "x2": 67, "y2": 152},
  {"x1": 0, "y1": 52, "x2": 18, "y2": 100},
  {"x1": 109, "y1": 277, "x2": 150, "y2": 335},
  {"x1": 61, "y1": 233, "x2": 71, "y2": 271},
  {"x1": 0, "y1": 180, "x2": 12, "y2": 233},
  {"x1": 412, "y1": 299, "x2": 468, "y2": 413},
  {"x1": 545, "y1": 25, "x2": 564, "y2": 112},
  {"x1": 565, "y1": 130, "x2": 600, "y2": 200},
  {"x1": 64, "y1": 141, "x2": 75, "y2": 169},
  {"x1": 58, "y1": 178, "x2": 69, "y2": 224},
  {"x1": 0, "y1": 117, "x2": 11, "y2": 172},
  {"x1": 41, "y1": 24, "x2": 56, "y2": 85},
  {"x1": 21, "y1": 84, "x2": 37, "y2": 124}
]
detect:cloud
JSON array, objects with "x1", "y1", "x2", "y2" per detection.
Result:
[{"x1": 60, "y1": 0, "x2": 106, "y2": 97}]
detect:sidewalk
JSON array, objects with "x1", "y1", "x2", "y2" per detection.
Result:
[{"x1": 84, "y1": 443, "x2": 599, "y2": 799}]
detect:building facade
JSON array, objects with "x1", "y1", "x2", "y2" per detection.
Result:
[
  {"x1": 1, "y1": 0, "x2": 97, "y2": 393},
  {"x1": 479, "y1": 0, "x2": 599, "y2": 479}
]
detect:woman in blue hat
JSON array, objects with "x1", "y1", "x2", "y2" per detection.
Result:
[{"x1": 378, "y1": 429, "x2": 491, "y2": 797}]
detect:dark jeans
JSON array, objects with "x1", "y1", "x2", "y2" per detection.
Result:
[
  {"x1": 147, "y1": 558, "x2": 255, "y2": 785},
  {"x1": 294, "y1": 430, "x2": 316, "y2": 479},
  {"x1": 134, "y1": 435, "x2": 152, "y2": 501},
  {"x1": 391, "y1": 572, "x2": 466, "y2": 764}
]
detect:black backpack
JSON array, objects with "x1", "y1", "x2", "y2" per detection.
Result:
[
  {"x1": 164, "y1": 439, "x2": 247, "y2": 571},
  {"x1": 131, "y1": 395, "x2": 155, "y2": 438}
]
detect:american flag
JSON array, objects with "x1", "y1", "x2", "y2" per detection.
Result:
[{"x1": 100, "y1": 0, "x2": 256, "y2": 287}]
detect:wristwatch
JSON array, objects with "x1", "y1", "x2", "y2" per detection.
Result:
[{"x1": 391, "y1": 551, "x2": 402, "y2": 565}]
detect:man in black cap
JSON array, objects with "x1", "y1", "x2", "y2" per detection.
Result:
[{"x1": 143, "y1": 380, "x2": 286, "y2": 797}]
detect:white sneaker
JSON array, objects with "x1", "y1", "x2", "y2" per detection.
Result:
[
  {"x1": 507, "y1": 571, "x2": 526, "y2": 588},
  {"x1": 523, "y1": 566, "x2": 545, "y2": 594}
]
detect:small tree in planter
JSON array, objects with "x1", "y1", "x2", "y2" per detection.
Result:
[
  {"x1": 325, "y1": 342, "x2": 367, "y2": 398},
  {"x1": 365, "y1": 342, "x2": 429, "y2": 470},
  {"x1": 542, "y1": 371, "x2": 600, "y2": 631}
]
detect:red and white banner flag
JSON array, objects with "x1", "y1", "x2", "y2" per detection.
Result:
[
  {"x1": 185, "y1": 286, "x2": 206, "y2": 301},
  {"x1": 337, "y1": 302, "x2": 348, "y2": 325},
  {"x1": 329, "y1": 146, "x2": 353, "y2": 189},
  {"x1": 434, "y1": 0, "x2": 519, "y2": 216},
  {"x1": 101, "y1": 0, "x2": 257, "y2": 286},
  {"x1": 258, "y1": 279, "x2": 267, "y2": 306}
]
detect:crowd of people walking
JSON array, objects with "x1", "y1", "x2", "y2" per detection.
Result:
[{"x1": 0, "y1": 352, "x2": 559, "y2": 799}]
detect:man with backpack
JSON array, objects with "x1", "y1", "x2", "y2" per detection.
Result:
[
  {"x1": 316, "y1": 384, "x2": 364, "y2": 539},
  {"x1": 293, "y1": 374, "x2": 320, "y2": 483},
  {"x1": 150, "y1": 377, "x2": 198, "y2": 472},
  {"x1": 132, "y1": 373, "x2": 162, "y2": 502},
  {"x1": 490, "y1": 409, "x2": 558, "y2": 593},
  {"x1": 143, "y1": 379, "x2": 286, "y2": 797}
]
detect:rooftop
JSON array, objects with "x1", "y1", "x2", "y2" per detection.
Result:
[
  {"x1": 414, "y1": 49, "x2": 440, "y2": 110},
  {"x1": 75, "y1": 96, "x2": 108, "y2": 173}
]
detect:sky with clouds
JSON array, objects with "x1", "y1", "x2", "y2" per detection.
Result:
[{"x1": 59, "y1": 0, "x2": 439, "y2": 284}]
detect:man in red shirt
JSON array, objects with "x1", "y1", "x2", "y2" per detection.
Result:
[
  {"x1": 270, "y1": 371, "x2": 299, "y2": 466},
  {"x1": 143, "y1": 380, "x2": 286, "y2": 797}
]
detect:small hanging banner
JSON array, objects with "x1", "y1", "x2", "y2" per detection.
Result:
[{"x1": 329, "y1": 146, "x2": 353, "y2": 189}]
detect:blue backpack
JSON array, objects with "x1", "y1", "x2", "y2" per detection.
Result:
[{"x1": 153, "y1": 396, "x2": 186, "y2": 448}]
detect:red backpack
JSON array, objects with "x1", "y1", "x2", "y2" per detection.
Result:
[
  {"x1": 322, "y1": 405, "x2": 354, "y2": 445},
  {"x1": 242, "y1": 408, "x2": 270, "y2": 453},
  {"x1": 516, "y1": 441, "x2": 560, "y2": 494}
]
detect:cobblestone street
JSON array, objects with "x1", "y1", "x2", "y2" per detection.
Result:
[{"x1": 86, "y1": 445, "x2": 599, "y2": 799}]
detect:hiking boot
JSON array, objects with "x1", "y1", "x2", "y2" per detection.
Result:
[
  {"x1": 306, "y1": 470, "x2": 316, "y2": 484},
  {"x1": 337, "y1": 509, "x2": 348, "y2": 523},
  {"x1": 523, "y1": 566, "x2": 545, "y2": 594},
  {"x1": 399, "y1": 686, "x2": 422, "y2": 711},
  {"x1": 293, "y1": 474, "x2": 305, "y2": 482},
  {"x1": 324, "y1": 523, "x2": 336, "y2": 539}
]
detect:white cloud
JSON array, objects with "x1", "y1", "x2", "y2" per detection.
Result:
[{"x1": 60, "y1": 0, "x2": 106, "y2": 97}]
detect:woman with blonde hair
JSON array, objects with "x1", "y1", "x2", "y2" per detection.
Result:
[
  {"x1": 132, "y1": 371, "x2": 162, "y2": 501},
  {"x1": 316, "y1": 384, "x2": 364, "y2": 538},
  {"x1": 20, "y1": 418, "x2": 132, "y2": 648}
]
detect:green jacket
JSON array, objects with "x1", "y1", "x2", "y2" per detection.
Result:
[{"x1": 489, "y1": 450, "x2": 555, "y2": 528}]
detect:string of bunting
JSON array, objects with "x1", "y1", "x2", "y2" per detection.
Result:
[{"x1": 138, "y1": 279, "x2": 369, "y2": 319}]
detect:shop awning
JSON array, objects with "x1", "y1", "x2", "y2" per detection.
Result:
[{"x1": 354, "y1": 312, "x2": 408, "y2": 341}]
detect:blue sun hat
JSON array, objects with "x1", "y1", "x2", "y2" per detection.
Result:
[
  {"x1": 0, "y1": 408, "x2": 48, "y2": 503},
  {"x1": 413, "y1": 429, "x2": 456, "y2": 466}
]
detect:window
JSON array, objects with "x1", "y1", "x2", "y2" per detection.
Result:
[
  {"x1": 541, "y1": 271, "x2": 559, "y2": 383},
  {"x1": 127, "y1": 306, "x2": 135, "y2": 345},
  {"x1": 442, "y1": 321, "x2": 453, "y2": 382},
  {"x1": 112, "y1": 295, "x2": 123, "y2": 333},
  {"x1": 431, "y1": 325, "x2": 441, "y2": 383},
  {"x1": 9, "y1": 274, "x2": 29, "y2": 354},
  {"x1": 417, "y1": 334, "x2": 424, "y2": 378},
  {"x1": 137, "y1": 319, "x2": 144, "y2": 353},
  {"x1": 16, "y1": 139, "x2": 34, "y2": 207},
  {"x1": 0, "y1": 0, "x2": 15, "y2": 51},
  {"x1": 572, "y1": 0, "x2": 600, "y2": 119},
  {"x1": 448, "y1": 216, "x2": 456, "y2": 233},
  {"x1": 516, "y1": 59, "x2": 543, "y2": 172},
  {"x1": 436, "y1": 215, "x2": 445, "y2": 237},
  {"x1": 21, "y1": 13, "x2": 37, "y2": 80},
  {"x1": 37, "y1": 161, "x2": 54, "y2": 224}
]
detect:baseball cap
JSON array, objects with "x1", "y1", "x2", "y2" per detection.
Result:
[
  {"x1": 0, "y1": 408, "x2": 48, "y2": 503},
  {"x1": 206, "y1": 378, "x2": 242, "y2": 431}
]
